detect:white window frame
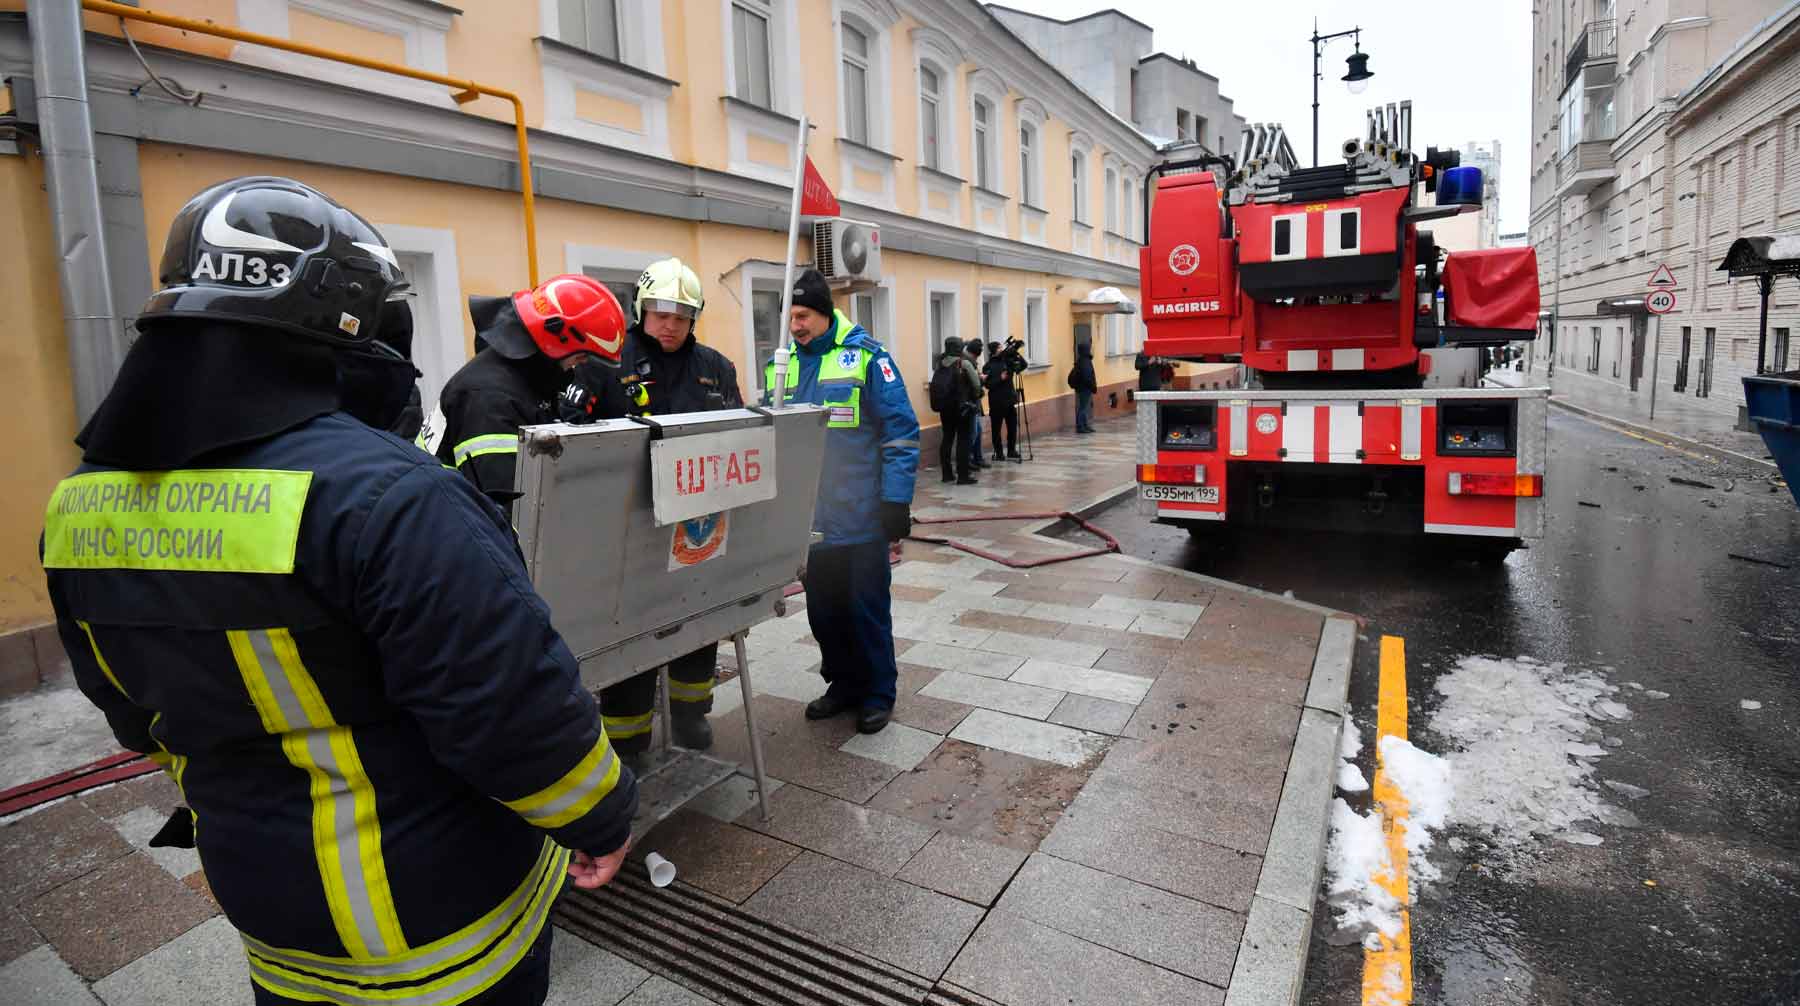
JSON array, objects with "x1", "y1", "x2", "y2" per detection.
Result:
[
  {"x1": 376, "y1": 223, "x2": 465, "y2": 414},
  {"x1": 918, "y1": 63, "x2": 943, "y2": 171},
  {"x1": 1069, "y1": 133, "x2": 1093, "y2": 225},
  {"x1": 849, "y1": 276, "x2": 895, "y2": 350},
  {"x1": 1104, "y1": 313, "x2": 1125, "y2": 358},
  {"x1": 722, "y1": 0, "x2": 800, "y2": 116},
  {"x1": 1016, "y1": 98, "x2": 1046, "y2": 208},
  {"x1": 968, "y1": 69, "x2": 1007, "y2": 196},
  {"x1": 832, "y1": 0, "x2": 896, "y2": 152},
  {"x1": 234, "y1": 0, "x2": 455, "y2": 107},
  {"x1": 1024, "y1": 289, "x2": 1049, "y2": 369},
  {"x1": 979, "y1": 286, "x2": 1009, "y2": 355},
  {"x1": 838, "y1": 22, "x2": 874, "y2": 148},
  {"x1": 925, "y1": 281, "x2": 961, "y2": 377},
  {"x1": 735, "y1": 261, "x2": 796, "y2": 400},
  {"x1": 1103, "y1": 162, "x2": 1119, "y2": 232},
  {"x1": 536, "y1": 6, "x2": 675, "y2": 159},
  {"x1": 972, "y1": 98, "x2": 996, "y2": 191}
]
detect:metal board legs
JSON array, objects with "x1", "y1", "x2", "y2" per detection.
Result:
[{"x1": 732, "y1": 631, "x2": 773, "y2": 822}]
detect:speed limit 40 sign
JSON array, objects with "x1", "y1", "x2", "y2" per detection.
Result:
[{"x1": 1647, "y1": 288, "x2": 1677, "y2": 314}]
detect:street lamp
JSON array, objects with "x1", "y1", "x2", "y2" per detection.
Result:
[{"x1": 1311, "y1": 22, "x2": 1373, "y2": 166}]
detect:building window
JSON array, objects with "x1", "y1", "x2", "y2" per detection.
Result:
[
  {"x1": 557, "y1": 0, "x2": 619, "y2": 58},
  {"x1": 1698, "y1": 327, "x2": 1715, "y2": 397},
  {"x1": 1120, "y1": 175, "x2": 1135, "y2": 240},
  {"x1": 1071, "y1": 149, "x2": 1088, "y2": 224},
  {"x1": 850, "y1": 285, "x2": 890, "y2": 346},
  {"x1": 928, "y1": 287, "x2": 958, "y2": 363},
  {"x1": 980, "y1": 289, "x2": 1006, "y2": 348},
  {"x1": 973, "y1": 98, "x2": 994, "y2": 190},
  {"x1": 1019, "y1": 122, "x2": 1038, "y2": 205},
  {"x1": 1674, "y1": 326, "x2": 1691, "y2": 393},
  {"x1": 1104, "y1": 165, "x2": 1118, "y2": 231},
  {"x1": 841, "y1": 23, "x2": 870, "y2": 145},
  {"x1": 1176, "y1": 108, "x2": 1191, "y2": 141},
  {"x1": 919, "y1": 64, "x2": 941, "y2": 170},
  {"x1": 1024, "y1": 290, "x2": 1048, "y2": 365},
  {"x1": 731, "y1": 0, "x2": 774, "y2": 108},
  {"x1": 1588, "y1": 326, "x2": 1601, "y2": 374},
  {"x1": 1105, "y1": 314, "x2": 1125, "y2": 356},
  {"x1": 1612, "y1": 326, "x2": 1623, "y2": 378},
  {"x1": 1776, "y1": 327, "x2": 1792, "y2": 372}
]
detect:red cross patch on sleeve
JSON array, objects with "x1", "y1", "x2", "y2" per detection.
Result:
[{"x1": 877, "y1": 357, "x2": 896, "y2": 383}]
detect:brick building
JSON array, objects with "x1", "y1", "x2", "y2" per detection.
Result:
[{"x1": 1528, "y1": 0, "x2": 1800, "y2": 422}]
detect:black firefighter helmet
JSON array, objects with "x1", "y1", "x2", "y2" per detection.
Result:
[{"x1": 139, "y1": 176, "x2": 406, "y2": 345}]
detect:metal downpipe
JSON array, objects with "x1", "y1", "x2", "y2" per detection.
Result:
[{"x1": 30, "y1": 0, "x2": 123, "y2": 423}]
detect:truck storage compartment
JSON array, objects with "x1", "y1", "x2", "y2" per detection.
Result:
[
  {"x1": 1422, "y1": 247, "x2": 1540, "y2": 346},
  {"x1": 1224, "y1": 462, "x2": 1426, "y2": 535},
  {"x1": 1158, "y1": 403, "x2": 1217, "y2": 450}
]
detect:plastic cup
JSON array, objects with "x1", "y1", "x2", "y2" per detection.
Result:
[{"x1": 644, "y1": 851, "x2": 676, "y2": 888}]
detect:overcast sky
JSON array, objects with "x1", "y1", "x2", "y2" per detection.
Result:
[{"x1": 1005, "y1": 1, "x2": 1535, "y2": 234}]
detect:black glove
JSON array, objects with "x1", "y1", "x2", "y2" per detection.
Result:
[
  {"x1": 557, "y1": 381, "x2": 602, "y2": 423},
  {"x1": 880, "y1": 502, "x2": 912, "y2": 542}
]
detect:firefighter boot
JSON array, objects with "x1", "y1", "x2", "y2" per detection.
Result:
[{"x1": 672, "y1": 710, "x2": 713, "y2": 750}]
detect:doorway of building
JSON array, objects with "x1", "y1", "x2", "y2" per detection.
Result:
[{"x1": 1628, "y1": 314, "x2": 1648, "y2": 391}]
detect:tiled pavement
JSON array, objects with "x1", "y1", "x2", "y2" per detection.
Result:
[{"x1": 0, "y1": 417, "x2": 1354, "y2": 1006}]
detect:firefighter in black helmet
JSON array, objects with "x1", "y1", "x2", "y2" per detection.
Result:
[{"x1": 41, "y1": 176, "x2": 637, "y2": 1006}]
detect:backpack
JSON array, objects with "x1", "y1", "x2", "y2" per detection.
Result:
[{"x1": 929, "y1": 360, "x2": 963, "y2": 414}]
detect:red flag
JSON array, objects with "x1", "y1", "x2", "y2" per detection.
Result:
[{"x1": 801, "y1": 156, "x2": 841, "y2": 217}]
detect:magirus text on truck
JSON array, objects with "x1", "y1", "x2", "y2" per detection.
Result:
[{"x1": 1135, "y1": 103, "x2": 1547, "y2": 560}]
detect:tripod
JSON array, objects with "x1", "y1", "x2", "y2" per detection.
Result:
[{"x1": 1011, "y1": 371, "x2": 1035, "y2": 461}]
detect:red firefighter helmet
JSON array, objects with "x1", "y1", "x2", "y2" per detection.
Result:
[{"x1": 511, "y1": 274, "x2": 627, "y2": 363}]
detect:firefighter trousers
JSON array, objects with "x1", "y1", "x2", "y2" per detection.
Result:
[
  {"x1": 600, "y1": 643, "x2": 718, "y2": 754},
  {"x1": 804, "y1": 540, "x2": 898, "y2": 710}
]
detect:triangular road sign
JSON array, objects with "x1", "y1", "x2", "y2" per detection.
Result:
[{"x1": 1647, "y1": 263, "x2": 1677, "y2": 288}]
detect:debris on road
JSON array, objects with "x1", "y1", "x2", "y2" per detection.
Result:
[
  {"x1": 1740, "y1": 699, "x2": 1764, "y2": 711},
  {"x1": 1668, "y1": 476, "x2": 1718, "y2": 489},
  {"x1": 1578, "y1": 500, "x2": 1603, "y2": 508},
  {"x1": 1728, "y1": 552, "x2": 1792, "y2": 570}
]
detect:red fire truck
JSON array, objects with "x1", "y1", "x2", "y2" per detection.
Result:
[{"x1": 1134, "y1": 104, "x2": 1546, "y2": 560}]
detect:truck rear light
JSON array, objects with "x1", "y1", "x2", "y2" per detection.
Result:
[
  {"x1": 1448, "y1": 472, "x2": 1542, "y2": 497},
  {"x1": 1138, "y1": 464, "x2": 1206, "y2": 484}
]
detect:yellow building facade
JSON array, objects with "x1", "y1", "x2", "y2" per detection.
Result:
[{"x1": 0, "y1": 0, "x2": 1161, "y2": 649}]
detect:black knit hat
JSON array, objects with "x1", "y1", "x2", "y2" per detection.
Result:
[{"x1": 790, "y1": 268, "x2": 834, "y2": 317}]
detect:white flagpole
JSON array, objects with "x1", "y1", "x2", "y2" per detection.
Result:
[{"x1": 771, "y1": 115, "x2": 811, "y2": 409}]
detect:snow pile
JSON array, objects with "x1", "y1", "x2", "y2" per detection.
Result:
[
  {"x1": 1325, "y1": 798, "x2": 1401, "y2": 943},
  {"x1": 1380, "y1": 735, "x2": 1455, "y2": 885},
  {"x1": 1429, "y1": 655, "x2": 1634, "y2": 848},
  {"x1": 1323, "y1": 725, "x2": 1455, "y2": 946},
  {"x1": 1335, "y1": 720, "x2": 1369, "y2": 793}
]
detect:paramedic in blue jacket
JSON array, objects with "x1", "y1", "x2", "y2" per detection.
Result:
[{"x1": 764, "y1": 269, "x2": 919, "y2": 735}]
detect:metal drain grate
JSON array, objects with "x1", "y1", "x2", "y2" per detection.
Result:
[{"x1": 556, "y1": 866, "x2": 932, "y2": 1005}]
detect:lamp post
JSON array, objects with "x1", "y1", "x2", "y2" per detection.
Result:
[{"x1": 1311, "y1": 21, "x2": 1373, "y2": 167}]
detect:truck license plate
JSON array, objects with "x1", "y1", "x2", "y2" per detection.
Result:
[{"x1": 1141, "y1": 484, "x2": 1219, "y2": 504}]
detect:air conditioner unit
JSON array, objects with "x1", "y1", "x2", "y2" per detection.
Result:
[{"x1": 812, "y1": 217, "x2": 883, "y2": 283}]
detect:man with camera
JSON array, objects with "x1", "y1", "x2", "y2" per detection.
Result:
[{"x1": 984, "y1": 338, "x2": 1025, "y2": 462}]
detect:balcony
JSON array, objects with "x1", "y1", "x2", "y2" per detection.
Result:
[
  {"x1": 1566, "y1": 19, "x2": 1617, "y2": 90},
  {"x1": 1557, "y1": 139, "x2": 1617, "y2": 196}
]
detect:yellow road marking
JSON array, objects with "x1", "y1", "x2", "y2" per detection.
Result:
[{"x1": 1363, "y1": 635, "x2": 1413, "y2": 1006}]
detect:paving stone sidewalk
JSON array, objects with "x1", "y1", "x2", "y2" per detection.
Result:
[{"x1": 0, "y1": 417, "x2": 1354, "y2": 1006}]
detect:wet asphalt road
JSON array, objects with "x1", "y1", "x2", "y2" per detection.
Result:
[{"x1": 1074, "y1": 410, "x2": 1800, "y2": 1005}]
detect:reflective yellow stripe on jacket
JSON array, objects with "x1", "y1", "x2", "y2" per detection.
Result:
[
  {"x1": 229, "y1": 628, "x2": 408, "y2": 961},
  {"x1": 500, "y1": 732, "x2": 624, "y2": 830},
  {"x1": 244, "y1": 837, "x2": 569, "y2": 1005},
  {"x1": 451, "y1": 434, "x2": 518, "y2": 467}
]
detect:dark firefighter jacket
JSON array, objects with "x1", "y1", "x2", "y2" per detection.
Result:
[
  {"x1": 41, "y1": 411, "x2": 637, "y2": 1005},
  {"x1": 616, "y1": 326, "x2": 744, "y2": 415},
  {"x1": 416, "y1": 348, "x2": 562, "y2": 510}
]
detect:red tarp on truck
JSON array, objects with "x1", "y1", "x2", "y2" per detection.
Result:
[{"x1": 1443, "y1": 247, "x2": 1540, "y2": 331}]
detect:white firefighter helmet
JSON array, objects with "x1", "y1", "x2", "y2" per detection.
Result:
[{"x1": 634, "y1": 257, "x2": 705, "y2": 324}]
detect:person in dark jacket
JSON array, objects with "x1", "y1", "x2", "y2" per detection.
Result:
[
  {"x1": 41, "y1": 177, "x2": 636, "y2": 1006},
  {"x1": 1069, "y1": 343, "x2": 1099, "y2": 433},
  {"x1": 982, "y1": 341, "x2": 1022, "y2": 461},
  {"x1": 934, "y1": 336, "x2": 978, "y2": 485},
  {"x1": 601, "y1": 258, "x2": 743, "y2": 761},
  {"x1": 416, "y1": 274, "x2": 633, "y2": 515},
  {"x1": 962, "y1": 339, "x2": 989, "y2": 470},
  {"x1": 764, "y1": 269, "x2": 920, "y2": 734},
  {"x1": 1134, "y1": 350, "x2": 1164, "y2": 394}
]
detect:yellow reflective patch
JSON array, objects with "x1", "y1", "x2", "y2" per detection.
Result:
[{"x1": 43, "y1": 469, "x2": 312, "y2": 574}]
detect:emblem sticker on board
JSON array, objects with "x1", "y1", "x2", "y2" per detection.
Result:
[
  {"x1": 1255, "y1": 412, "x2": 1279, "y2": 435},
  {"x1": 1168, "y1": 244, "x2": 1200, "y2": 276},
  {"x1": 669, "y1": 512, "x2": 729, "y2": 571}
]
